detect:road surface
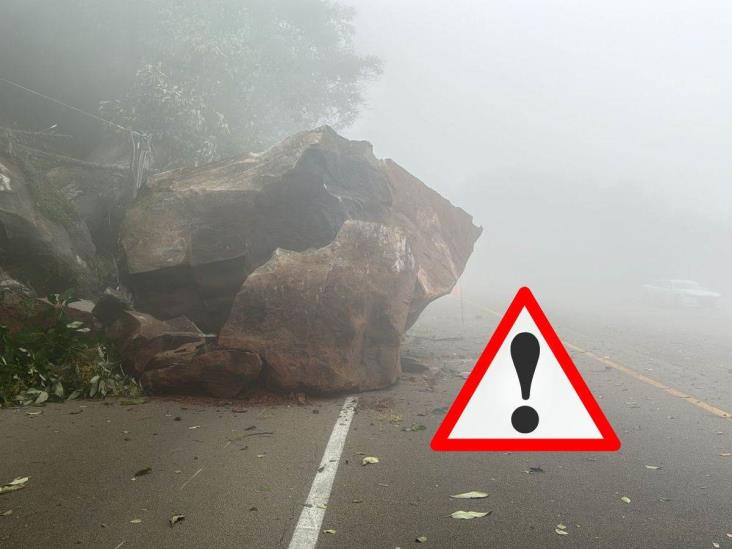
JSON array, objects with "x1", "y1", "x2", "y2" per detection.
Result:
[{"x1": 1, "y1": 293, "x2": 730, "y2": 548}]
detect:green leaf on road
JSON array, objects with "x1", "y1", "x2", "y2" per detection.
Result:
[
  {"x1": 620, "y1": 496, "x2": 631, "y2": 504},
  {"x1": 450, "y1": 510, "x2": 489, "y2": 519},
  {"x1": 0, "y1": 477, "x2": 29, "y2": 495},
  {"x1": 450, "y1": 491, "x2": 488, "y2": 499},
  {"x1": 169, "y1": 514, "x2": 185, "y2": 527}
]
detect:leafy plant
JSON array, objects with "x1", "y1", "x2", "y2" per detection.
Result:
[{"x1": 0, "y1": 292, "x2": 141, "y2": 406}]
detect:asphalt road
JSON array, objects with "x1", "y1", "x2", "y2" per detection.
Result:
[{"x1": 1, "y1": 293, "x2": 730, "y2": 548}]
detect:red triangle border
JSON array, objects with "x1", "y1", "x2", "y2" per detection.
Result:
[{"x1": 431, "y1": 287, "x2": 621, "y2": 452}]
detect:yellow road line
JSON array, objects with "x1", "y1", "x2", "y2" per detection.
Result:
[{"x1": 479, "y1": 306, "x2": 731, "y2": 420}]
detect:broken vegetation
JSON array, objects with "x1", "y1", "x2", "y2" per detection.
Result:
[{"x1": 0, "y1": 292, "x2": 141, "y2": 407}]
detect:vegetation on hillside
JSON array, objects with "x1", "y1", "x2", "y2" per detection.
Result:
[{"x1": 1, "y1": 0, "x2": 381, "y2": 169}]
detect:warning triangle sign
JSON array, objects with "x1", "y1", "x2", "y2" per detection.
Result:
[{"x1": 431, "y1": 287, "x2": 620, "y2": 451}]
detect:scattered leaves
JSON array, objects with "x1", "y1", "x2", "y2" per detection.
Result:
[
  {"x1": 450, "y1": 491, "x2": 488, "y2": 499},
  {"x1": 188, "y1": 425, "x2": 200, "y2": 430},
  {"x1": 133, "y1": 467, "x2": 152, "y2": 478},
  {"x1": 1, "y1": 510, "x2": 12, "y2": 516},
  {"x1": 555, "y1": 528, "x2": 569, "y2": 536},
  {"x1": 169, "y1": 514, "x2": 185, "y2": 527},
  {"x1": 450, "y1": 510, "x2": 490, "y2": 520},
  {"x1": 130, "y1": 519, "x2": 142, "y2": 524},
  {"x1": 34, "y1": 391, "x2": 49, "y2": 405},
  {"x1": 620, "y1": 496, "x2": 631, "y2": 504},
  {"x1": 0, "y1": 477, "x2": 29, "y2": 495},
  {"x1": 524, "y1": 466, "x2": 545, "y2": 474},
  {"x1": 323, "y1": 529, "x2": 336, "y2": 534},
  {"x1": 416, "y1": 535, "x2": 428, "y2": 543},
  {"x1": 362, "y1": 456, "x2": 379, "y2": 466}
]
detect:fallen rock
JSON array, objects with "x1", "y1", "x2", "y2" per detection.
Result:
[
  {"x1": 142, "y1": 348, "x2": 262, "y2": 398},
  {"x1": 92, "y1": 287, "x2": 133, "y2": 326},
  {"x1": 120, "y1": 127, "x2": 481, "y2": 333},
  {"x1": 219, "y1": 221, "x2": 417, "y2": 393},
  {"x1": 106, "y1": 310, "x2": 208, "y2": 375},
  {"x1": 381, "y1": 160, "x2": 482, "y2": 327}
]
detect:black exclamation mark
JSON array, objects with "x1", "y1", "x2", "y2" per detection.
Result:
[{"x1": 510, "y1": 332, "x2": 540, "y2": 433}]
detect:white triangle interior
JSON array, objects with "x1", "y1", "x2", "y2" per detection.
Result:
[{"x1": 449, "y1": 308, "x2": 603, "y2": 440}]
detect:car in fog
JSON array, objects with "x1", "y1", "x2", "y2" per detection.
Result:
[{"x1": 642, "y1": 279, "x2": 721, "y2": 307}]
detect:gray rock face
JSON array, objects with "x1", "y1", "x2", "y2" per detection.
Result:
[
  {"x1": 0, "y1": 153, "x2": 100, "y2": 295},
  {"x1": 45, "y1": 164, "x2": 132, "y2": 255},
  {"x1": 219, "y1": 220, "x2": 418, "y2": 393},
  {"x1": 120, "y1": 127, "x2": 481, "y2": 334}
]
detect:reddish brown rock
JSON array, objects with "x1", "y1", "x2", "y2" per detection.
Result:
[
  {"x1": 120, "y1": 127, "x2": 480, "y2": 333},
  {"x1": 141, "y1": 348, "x2": 262, "y2": 398},
  {"x1": 106, "y1": 310, "x2": 208, "y2": 375},
  {"x1": 118, "y1": 127, "x2": 481, "y2": 394},
  {"x1": 219, "y1": 221, "x2": 417, "y2": 393}
]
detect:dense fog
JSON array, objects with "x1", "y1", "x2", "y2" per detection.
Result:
[{"x1": 345, "y1": 0, "x2": 732, "y2": 305}]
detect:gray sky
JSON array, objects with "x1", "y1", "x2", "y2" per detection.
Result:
[{"x1": 344, "y1": 0, "x2": 732, "y2": 217}]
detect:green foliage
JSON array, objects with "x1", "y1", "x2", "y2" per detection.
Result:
[
  {"x1": 99, "y1": 0, "x2": 381, "y2": 168},
  {"x1": 0, "y1": 292, "x2": 141, "y2": 406}
]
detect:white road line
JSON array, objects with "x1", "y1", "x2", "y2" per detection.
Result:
[{"x1": 288, "y1": 396, "x2": 358, "y2": 549}]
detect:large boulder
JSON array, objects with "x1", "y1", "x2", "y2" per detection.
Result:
[
  {"x1": 0, "y1": 153, "x2": 101, "y2": 295},
  {"x1": 120, "y1": 126, "x2": 481, "y2": 332},
  {"x1": 219, "y1": 221, "x2": 417, "y2": 393}
]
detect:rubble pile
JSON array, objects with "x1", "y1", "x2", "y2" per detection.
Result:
[{"x1": 1, "y1": 127, "x2": 481, "y2": 396}]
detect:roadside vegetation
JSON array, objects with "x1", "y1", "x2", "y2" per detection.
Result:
[{"x1": 0, "y1": 293, "x2": 141, "y2": 407}]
